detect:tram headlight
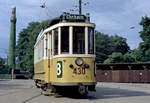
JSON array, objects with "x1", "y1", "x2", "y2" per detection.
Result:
[{"x1": 75, "y1": 58, "x2": 83, "y2": 66}]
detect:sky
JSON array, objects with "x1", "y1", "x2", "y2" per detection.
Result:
[{"x1": 0, "y1": 0, "x2": 150, "y2": 58}]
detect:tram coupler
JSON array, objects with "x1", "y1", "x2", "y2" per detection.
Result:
[{"x1": 78, "y1": 84, "x2": 88, "y2": 95}]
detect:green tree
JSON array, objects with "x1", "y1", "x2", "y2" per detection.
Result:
[
  {"x1": 104, "y1": 50, "x2": 140, "y2": 63},
  {"x1": 104, "y1": 52, "x2": 124, "y2": 63},
  {"x1": 17, "y1": 20, "x2": 49, "y2": 78},
  {"x1": 138, "y1": 16, "x2": 150, "y2": 62},
  {"x1": 112, "y1": 35, "x2": 130, "y2": 54},
  {"x1": 129, "y1": 49, "x2": 141, "y2": 62},
  {"x1": 0, "y1": 57, "x2": 8, "y2": 74},
  {"x1": 95, "y1": 32, "x2": 130, "y2": 63},
  {"x1": 139, "y1": 16, "x2": 150, "y2": 42},
  {"x1": 123, "y1": 53, "x2": 136, "y2": 63},
  {"x1": 95, "y1": 32, "x2": 114, "y2": 63}
]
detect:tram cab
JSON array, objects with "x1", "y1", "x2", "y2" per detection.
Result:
[{"x1": 34, "y1": 13, "x2": 96, "y2": 95}]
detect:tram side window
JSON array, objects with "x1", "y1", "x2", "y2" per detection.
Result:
[
  {"x1": 73, "y1": 27, "x2": 85, "y2": 54},
  {"x1": 38, "y1": 42, "x2": 40, "y2": 59},
  {"x1": 34, "y1": 46, "x2": 37, "y2": 61},
  {"x1": 54, "y1": 28, "x2": 58, "y2": 55},
  {"x1": 61, "y1": 27, "x2": 69, "y2": 54},
  {"x1": 42, "y1": 38, "x2": 44, "y2": 57},
  {"x1": 88, "y1": 28, "x2": 94, "y2": 54}
]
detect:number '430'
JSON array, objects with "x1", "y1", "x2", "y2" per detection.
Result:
[{"x1": 73, "y1": 68, "x2": 85, "y2": 75}]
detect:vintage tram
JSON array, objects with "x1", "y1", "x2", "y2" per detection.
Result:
[{"x1": 34, "y1": 13, "x2": 96, "y2": 95}]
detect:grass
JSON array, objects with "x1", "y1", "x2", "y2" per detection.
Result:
[{"x1": 0, "y1": 74, "x2": 11, "y2": 79}]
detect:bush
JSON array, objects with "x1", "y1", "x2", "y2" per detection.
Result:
[{"x1": 0, "y1": 74, "x2": 11, "y2": 79}]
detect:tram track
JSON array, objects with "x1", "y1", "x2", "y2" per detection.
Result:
[
  {"x1": 0, "y1": 87, "x2": 36, "y2": 96},
  {"x1": 22, "y1": 94, "x2": 42, "y2": 103},
  {"x1": 0, "y1": 88, "x2": 42, "y2": 103},
  {"x1": 0, "y1": 88, "x2": 29, "y2": 97}
]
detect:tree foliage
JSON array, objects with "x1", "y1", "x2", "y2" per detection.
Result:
[
  {"x1": 0, "y1": 57, "x2": 8, "y2": 74},
  {"x1": 95, "y1": 32, "x2": 114, "y2": 63},
  {"x1": 104, "y1": 52, "x2": 124, "y2": 63},
  {"x1": 104, "y1": 52, "x2": 137, "y2": 63},
  {"x1": 112, "y1": 35, "x2": 130, "y2": 54},
  {"x1": 127, "y1": 49, "x2": 141, "y2": 62},
  {"x1": 17, "y1": 20, "x2": 49, "y2": 78},
  {"x1": 96, "y1": 32, "x2": 130, "y2": 63},
  {"x1": 138, "y1": 16, "x2": 150, "y2": 62}
]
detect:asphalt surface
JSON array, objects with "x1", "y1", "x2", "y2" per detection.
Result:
[{"x1": 0, "y1": 79, "x2": 150, "y2": 103}]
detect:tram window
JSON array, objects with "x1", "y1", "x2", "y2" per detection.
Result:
[
  {"x1": 42, "y1": 38, "x2": 44, "y2": 57},
  {"x1": 61, "y1": 27, "x2": 69, "y2": 53},
  {"x1": 88, "y1": 28, "x2": 94, "y2": 54},
  {"x1": 54, "y1": 28, "x2": 58, "y2": 55},
  {"x1": 38, "y1": 42, "x2": 40, "y2": 59},
  {"x1": 73, "y1": 27, "x2": 85, "y2": 54}
]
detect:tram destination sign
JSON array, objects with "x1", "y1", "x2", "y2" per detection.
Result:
[{"x1": 63, "y1": 14, "x2": 86, "y2": 22}]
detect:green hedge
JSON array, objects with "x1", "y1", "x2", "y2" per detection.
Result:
[{"x1": 0, "y1": 74, "x2": 11, "y2": 79}]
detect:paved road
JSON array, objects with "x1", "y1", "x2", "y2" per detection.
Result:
[{"x1": 0, "y1": 80, "x2": 150, "y2": 103}]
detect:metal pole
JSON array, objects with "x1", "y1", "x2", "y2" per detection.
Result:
[{"x1": 79, "y1": 0, "x2": 82, "y2": 14}]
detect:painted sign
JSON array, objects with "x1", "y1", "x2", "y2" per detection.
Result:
[
  {"x1": 57, "y1": 61, "x2": 62, "y2": 78},
  {"x1": 64, "y1": 14, "x2": 86, "y2": 22}
]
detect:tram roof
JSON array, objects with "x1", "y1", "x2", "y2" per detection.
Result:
[
  {"x1": 47, "y1": 13, "x2": 91, "y2": 27},
  {"x1": 48, "y1": 17, "x2": 60, "y2": 27}
]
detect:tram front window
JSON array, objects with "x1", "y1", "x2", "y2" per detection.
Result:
[
  {"x1": 61, "y1": 27, "x2": 69, "y2": 53},
  {"x1": 88, "y1": 28, "x2": 94, "y2": 54},
  {"x1": 73, "y1": 27, "x2": 85, "y2": 54},
  {"x1": 54, "y1": 28, "x2": 58, "y2": 55}
]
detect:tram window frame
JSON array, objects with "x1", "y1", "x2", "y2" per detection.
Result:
[
  {"x1": 61, "y1": 26, "x2": 69, "y2": 54},
  {"x1": 73, "y1": 26, "x2": 85, "y2": 54},
  {"x1": 88, "y1": 27, "x2": 94, "y2": 54},
  {"x1": 54, "y1": 28, "x2": 58, "y2": 55}
]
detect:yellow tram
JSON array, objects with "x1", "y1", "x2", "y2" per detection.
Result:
[{"x1": 34, "y1": 13, "x2": 96, "y2": 95}]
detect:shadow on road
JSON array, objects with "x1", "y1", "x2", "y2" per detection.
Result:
[
  {"x1": 87, "y1": 87, "x2": 150, "y2": 100},
  {"x1": 54, "y1": 86, "x2": 150, "y2": 100}
]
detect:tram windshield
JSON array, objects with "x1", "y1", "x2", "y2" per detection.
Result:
[
  {"x1": 54, "y1": 28, "x2": 58, "y2": 55},
  {"x1": 88, "y1": 27, "x2": 94, "y2": 54},
  {"x1": 61, "y1": 27, "x2": 69, "y2": 53},
  {"x1": 53, "y1": 26, "x2": 94, "y2": 55},
  {"x1": 73, "y1": 27, "x2": 85, "y2": 54}
]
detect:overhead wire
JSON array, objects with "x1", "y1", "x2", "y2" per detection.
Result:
[
  {"x1": 69, "y1": 0, "x2": 91, "y2": 14},
  {"x1": 39, "y1": 0, "x2": 54, "y2": 20}
]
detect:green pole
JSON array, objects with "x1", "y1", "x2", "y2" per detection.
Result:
[{"x1": 8, "y1": 7, "x2": 16, "y2": 73}]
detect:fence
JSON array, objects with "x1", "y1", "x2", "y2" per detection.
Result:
[{"x1": 96, "y1": 63, "x2": 150, "y2": 83}]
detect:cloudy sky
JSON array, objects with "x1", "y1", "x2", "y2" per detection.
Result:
[{"x1": 0, "y1": 0, "x2": 150, "y2": 57}]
